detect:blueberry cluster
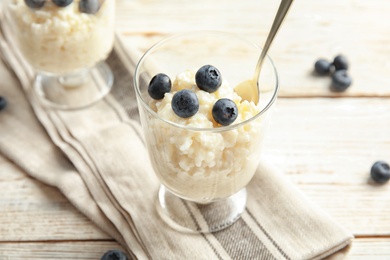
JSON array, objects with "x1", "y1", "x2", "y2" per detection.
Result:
[
  {"x1": 148, "y1": 65, "x2": 238, "y2": 126},
  {"x1": 314, "y1": 55, "x2": 352, "y2": 92},
  {"x1": 24, "y1": 0, "x2": 102, "y2": 14}
]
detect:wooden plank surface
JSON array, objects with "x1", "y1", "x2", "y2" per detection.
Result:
[
  {"x1": 1, "y1": 0, "x2": 390, "y2": 258},
  {"x1": 0, "y1": 239, "x2": 389, "y2": 259},
  {"x1": 0, "y1": 155, "x2": 110, "y2": 241},
  {"x1": 115, "y1": 0, "x2": 390, "y2": 97},
  {"x1": 1, "y1": 99, "x2": 389, "y2": 238},
  {"x1": 264, "y1": 98, "x2": 390, "y2": 186},
  {"x1": 1, "y1": 98, "x2": 389, "y2": 256},
  {"x1": 0, "y1": 241, "x2": 124, "y2": 260},
  {"x1": 264, "y1": 98, "x2": 390, "y2": 235},
  {"x1": 348, "y1": 238, "x2": 390, "y2": 259}
]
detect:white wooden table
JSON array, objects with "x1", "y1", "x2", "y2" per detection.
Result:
[{"x1": 1, "y1": 0, "x2": 390, "y2": 258}]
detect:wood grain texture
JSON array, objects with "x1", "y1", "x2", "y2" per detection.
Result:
[
  {"x1": 262, "y1": 98, "x2": 390, "y2": 235},
  {"x1": 0, "y1": 155, "x2": 110, "y2": 241},
  {"x1": 1, "y1": 0, "x2": 389, "y2": 258},
  {"x1": 1, "y1": 98, "x2": 388, "y2": 239},
  {"x1": 0, "y1": 238, "x2": 389, "y2": 259},
  {"x1": 263, "y1": 98, "x2": 390, "y2": 182},
  {"x1": 348, "y1": 238, "x2": 390, "y2": 259},
  {"x1": 115, "y1": 0, "x2": 390, "y2": 97},
  {"x1": 0, "y1": 241, "x2": 124, "y2": 259}
]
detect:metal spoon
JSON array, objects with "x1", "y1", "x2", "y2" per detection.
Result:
[{"x1": 235, "y1": 0, "x2": 294, "y2": 104}]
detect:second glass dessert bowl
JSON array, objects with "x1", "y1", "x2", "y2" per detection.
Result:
[
  {"x1": 4, "y1": 0, "x2": 116, "y2": 110},
  {"x1": 134, "y1": 31, "x2": 279, "y2": 233}
]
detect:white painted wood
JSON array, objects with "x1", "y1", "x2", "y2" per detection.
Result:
[
  {"x1": 0, "y1": 156, "x2": 110, "y2": 241},
  {"x1": 1, "y1": 0, "x2": 389, "y2": 258}
]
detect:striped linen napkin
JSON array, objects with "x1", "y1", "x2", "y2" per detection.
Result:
[{"x1": 0, "y1": 16, "x2": 353, "y2": 259}]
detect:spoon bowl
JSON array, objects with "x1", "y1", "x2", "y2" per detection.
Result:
[{"x1": 235, "y1": 0, "x2": 294, "y2": 104}]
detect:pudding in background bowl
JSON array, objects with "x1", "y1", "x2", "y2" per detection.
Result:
[
  {"x1": 3, "y1": 0, "x2": 116, "y2": 110},
  {"x1": 6, "y1": 0, "x2": 115, "y2": 74}
]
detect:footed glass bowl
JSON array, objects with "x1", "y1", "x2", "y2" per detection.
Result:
[
  {"x1": 134, "y1": 31, "x2": 279, "y2": 233},
  {"x1": 3, "y1": 0, "x2": 116, "y2": 109}
]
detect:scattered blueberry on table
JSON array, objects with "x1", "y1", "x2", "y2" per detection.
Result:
[
  {"x1": 195, "y1": 64, "x2": 222, "y2": 93},
  {"x1": 212, "y1": 98, "x2": 238, "y2": 126},
  {"x1": 370, "y1": 161, "x2": 390, "y2": 184},
  {"x1": 171, "y1": 89, "x2": 199, "y2": 118},
  {"x1": 333, "y1": 54, "x2": 349, "y2": 71},
  {"x1": 331, "y1": 69, "x2": 352, "y2": 92},
  {"x1": 148, "y1": 73, "x2": 172, "y2": 100},
  {"x1": 101, "y1": 249, "x2": 129, "y2": 260},
  {"x1": 100, "y1": 249, "x2": 129, "y2": 260},
  {"x1": 0, "y1": 96, "x2": 7, "y2": 111},
  {"x1": 314, "y1": 59, "x2": 332, "y2": 75}
]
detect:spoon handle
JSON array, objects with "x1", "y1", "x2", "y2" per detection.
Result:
[{"x1": 254, "y1": 0, "x2": 294, "y2": 80}]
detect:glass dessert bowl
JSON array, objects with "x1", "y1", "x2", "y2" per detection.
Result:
[
  {"x1": 134, "y1": 31, "x2": 279, "y2": 233},
  {"x1": 3, "y1": 0, "x2": 115, "y2": 109}
]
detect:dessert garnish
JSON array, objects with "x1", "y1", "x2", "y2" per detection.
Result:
[
  {"x1": 24, "y1": 0, "x2": 103, "y2": 14},
  {"x1": 79, "y1": 0, "x2": 101, "y2": 14},
  {"x1": 171, "y1": 89, "x2": 199, "y2": 118},
  {"x1": 148, "y1": 65, "x2": 240, "y2": 125},
  {"x1": 52, "y1": 0, "x2": 73, "y2": 7},
  {"x1": 24, "y1": 0, "x2": 44, "y2": 8},
  {"x1": 148, "y1": 73, "x2": 172, "y2": 100},
  {"x1": 212, "y1": 98, "x2": 238, "y2": 126},
  {"x1": 195, "y1": 64, "x2": 222, "y2": 93}
]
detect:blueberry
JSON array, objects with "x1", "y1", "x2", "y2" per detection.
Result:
[
  {"x1": 371, "y1": 161, "x2": 390, "y2": 184},
  {"x1": 0, "y1": 96, "x2": 7, "y2": 111},
  {"x1": 212, "y1": 98, "x2": 238, "y2": 126},
  {"x1": 195, "y1": 65, "x2": 222, "y2": 93},
  {"x1": 148, "y1": 73, "x2": 171, "y2": 100},
  {"x1": 314, "y1": 59, "x2": 332, "y2": 75},
  {"x1": 333, "y1": 55, "x2": 349, "y2": 71},
  {"x1": 52, "y1": 0, "x2": 73, "y2": 7},
  {"x1": 79, "y1": 0, "x2": 100, "y2": 14},
  {"x1": 24, "y1": 0, "x2": 45, "y2": 8},
  {"x1": 101, "y1": 249, "x2": 128, "y2": 260},
  {"x1": 331, "y1": 70, "x2": 352, "y2": 91},
  {"x1": 171, "y1": 90, "x2": 199, "y2": 118}
]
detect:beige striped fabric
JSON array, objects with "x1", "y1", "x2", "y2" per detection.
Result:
[{"x1": 0, "y1": 15, "x2": 353, "y2": 259}]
